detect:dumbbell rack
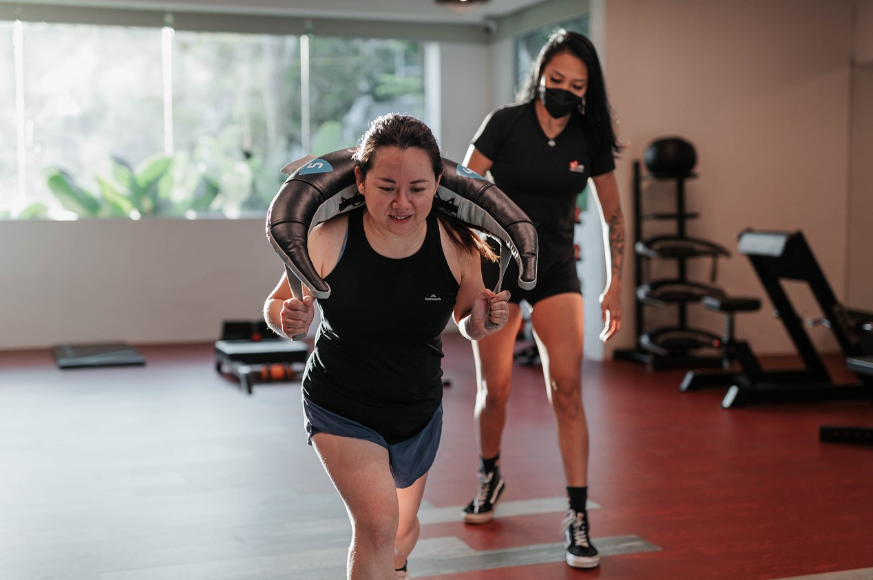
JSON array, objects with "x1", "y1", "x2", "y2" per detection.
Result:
[{"x1": 615, "y1": 160, "x2": 726, "y2": 369}]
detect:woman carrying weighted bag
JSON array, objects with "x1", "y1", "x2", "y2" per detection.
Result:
[
  {"x1": 264, "y1": 114, "x2": 511, "y2": 580},
  {"x1": 460, "y1": 29, "x2": 626, "y2": 569}
]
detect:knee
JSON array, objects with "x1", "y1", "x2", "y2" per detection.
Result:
[
  {"x1": 549, "y1": 377, "x2": 583, "y2": 414},
  {"x1": 352, "y1": 512, "x2": 398, "y2": 551},
  {"x1": 477, "y1": 378, "x2": 511, "y2": 410},
  {"x1": 396, "y1": 515, "x2": 419, "y2": 542}
]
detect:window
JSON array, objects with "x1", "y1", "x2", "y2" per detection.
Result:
[
  {"x1": 171, "y1": 32, "x2": 301, "y2": 217},
  {"x1": 0, "y1": 21, "x2": 427, "y2": 220},
  {"x1": 309, "y1": 37, "x2": 424, "y2": 155},
  {"x1": 20, "y1": 22, "x2": 164, "y2": 219},
  {"x1": 0, "y1": 21, "x2": 18, "y2": 218}
]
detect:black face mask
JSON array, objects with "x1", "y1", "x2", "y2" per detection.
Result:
[{"x1": 539, "y1": 86, "x2": 582, "y2": 119}]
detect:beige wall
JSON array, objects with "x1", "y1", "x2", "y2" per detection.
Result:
[
  {"x1": 603, "y1": 0, "x2": 855, "y2": 355},
  {"x1": 855, "y1": 0, "x2": 873, "y2": 63},
  {"x1": 848, "y1": 62, "x2": 873, "y2": 309},
  {"x1": 848, "y1": 0, "x2": 873, "y2": 310}
]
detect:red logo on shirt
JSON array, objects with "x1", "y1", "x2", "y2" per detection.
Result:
[{"x1": 570, "y1": 160, "x2": 585, "y2": 173}]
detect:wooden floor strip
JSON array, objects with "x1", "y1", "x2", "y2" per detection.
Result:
[
  {"x1": 418, "y1": 496, "x2": 600, "y2": 525},
  {"x1": 774, "y1": 570, "x2": 873, "y2": 580}
]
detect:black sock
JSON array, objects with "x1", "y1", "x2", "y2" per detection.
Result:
[
  {"x1": 480, "y1": 453, "x2": 500, "y2": 474},
  {"x1": 395, "y1": 561, "x2": 407, "y2": 572},
  {"x1": 567, "y1": 485, "x2": 588, "y2": 513}
]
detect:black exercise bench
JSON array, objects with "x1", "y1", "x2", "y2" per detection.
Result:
[
  {"x1": 680, "y1": 230, "x2": 873, "y2": 409},
  {"x1": 214, "y1": 320, "x2": 309, "y2": 394}
]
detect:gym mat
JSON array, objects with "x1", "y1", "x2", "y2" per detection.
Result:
[{"x1": 51, "y1": 343, "x2": 146, "y2": 369}]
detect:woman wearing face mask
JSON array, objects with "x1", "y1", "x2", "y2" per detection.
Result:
[{"x1": 460, "y1": 29, "x2": 625, "y2": 569}]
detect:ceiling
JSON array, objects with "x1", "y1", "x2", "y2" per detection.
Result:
[{"x1": 13, "y1": 0, "x2": 555, "y2": 24}]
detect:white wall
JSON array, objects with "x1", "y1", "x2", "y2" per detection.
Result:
[
  {"x1": 0, "y1": 218, "x2": 280, "y2": 349},
  {"x1": 578, "y1": 0, "x2": 608, "y2": 362},
  {"x1": 603, "y1": 0, "x2": 855, "y2": 355},
  {"x1": 438, "y1": 42, "x2": 494, "y2": 162},
  {"x1": 489, "y1": 36, "x2": 517, "y2": 110}
]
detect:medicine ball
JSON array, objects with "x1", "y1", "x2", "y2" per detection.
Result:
[{"x1": 644, "y1": 137, "x2": 696, "y2": 178}]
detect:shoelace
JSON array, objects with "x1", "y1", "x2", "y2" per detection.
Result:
[
  {"x1": 474, "y1": 471, "x2": 494, "y2": 506},
  {"x1": 562, "y1": 510, "x2": 591, "y2": 547}
]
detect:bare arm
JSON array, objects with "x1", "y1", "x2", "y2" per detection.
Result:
[
  {"x1": 454, "y1": 261, "x2": 511, "y2": 342},
  {"x1": 440, "y1": 221, "x2": 510, "y2": 341},
  {"x1": 262, "y1": 217, "x2": 346, "y2": 340},
  {"x1": 264, "y1": 272, "x2": 292, "y2": 338},
  {"x1": 591, "y1": 171, "x2": 625, "y2": 341},
  {"x1": 462, "y1": 146, "x2": 494, "y2": 179},
  {"x1": 264, "y1": 271, "x2": 314, "y2": 340}
]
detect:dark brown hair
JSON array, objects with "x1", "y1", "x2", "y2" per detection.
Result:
[{"x1": 354, "y1": 113, "x2": 496, "y2": 262}]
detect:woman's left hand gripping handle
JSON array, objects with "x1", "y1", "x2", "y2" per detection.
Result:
[
  {"x1": 479, "y1": 289, "x2": 511, "y2": 335},
  {"x1": 281, "y1": 295, "x2": 315, "y2": 341}
]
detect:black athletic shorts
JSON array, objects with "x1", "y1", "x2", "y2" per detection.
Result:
[{"x1": 482, "y1": 254, "x2": 581, "y2": 306}]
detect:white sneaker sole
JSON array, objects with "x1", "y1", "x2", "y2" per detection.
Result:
[
  {"x1": 462, "y1": 488, "x2": 505, "y2": 524},
  {"x1": 463, "y1": 508, "x2": 495, "y2": 524},
  {"x1": 566, "y1": 553, "x2": 600, "y2": 569}
]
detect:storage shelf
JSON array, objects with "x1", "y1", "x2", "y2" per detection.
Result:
[
  {"x1": 637, "y1": 280, "x2": 726, "y2": 308},
  {"x1": 627, "y1": 158, "x2": 727, "y2": 369}
]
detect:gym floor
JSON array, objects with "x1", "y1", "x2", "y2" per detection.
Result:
[{"x1": 1, "y1": 334, "x2": 871, "y2": 580}]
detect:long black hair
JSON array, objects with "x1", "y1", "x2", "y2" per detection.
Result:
[
  {"x1": 517, "y1": 29, "x2": 621, "y2": 157},
  {"x1": 354, "y1": 113, "x2": 496, "y2": 261}
]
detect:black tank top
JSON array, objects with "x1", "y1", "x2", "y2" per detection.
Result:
[{"x1": 302, "y1": 208, "x2": 459, "y2": 443}]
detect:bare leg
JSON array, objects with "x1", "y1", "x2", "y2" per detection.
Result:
[
  {"x1": 394, "y1": 473, "x2": 428, "y2": 570},
  {"x1": 312, "y1": 433, "x2": 397, "y2": 580},
  {"x1": 530, "y1": 293, "x2": 588, "y2": 486},
  {"x1": 472, "y1": 304, "x2": 523, "y2": 459}
]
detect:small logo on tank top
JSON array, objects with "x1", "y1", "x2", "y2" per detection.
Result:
[
  {"x1": 570, "y1": 160, "x2": 585, "y2": 173},
  {"x1": 425, "y1": 294, "x2": 442, "y2": 301}
]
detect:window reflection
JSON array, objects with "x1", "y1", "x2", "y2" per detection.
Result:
[
  {"x1": 0, "y1": 21, "x2": 18, "y2": 218},
  {"x1": 0, "y1": 22, "x2": 426, "y2": 220}
]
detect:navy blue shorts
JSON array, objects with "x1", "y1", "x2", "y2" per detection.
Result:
[{"x1": 302, "y1": 397, "x2": 443, "y2": 489}]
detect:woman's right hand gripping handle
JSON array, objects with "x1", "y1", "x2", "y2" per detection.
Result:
[{"x1": 281, "y1": 295, "x2": 314, "y2": 341}]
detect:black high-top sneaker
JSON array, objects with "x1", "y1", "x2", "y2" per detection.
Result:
[
  {"x1": 462, "y1": 469, "x2": 505, "y2": 524},
  {"x1": 562, "y1": 508, "x2": 600, "y2": 568}
]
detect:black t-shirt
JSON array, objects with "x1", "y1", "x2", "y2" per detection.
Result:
[
  {"x1": 472, "y1": 101, "x2": 615, "y2": 265},
  {"x1": 302, "y1": 208, "x2": 459, "y2": 444}
]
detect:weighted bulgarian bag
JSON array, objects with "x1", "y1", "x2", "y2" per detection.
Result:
[{"x1": 266, "y1": 148, "x2": 538, "y2": 304}]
